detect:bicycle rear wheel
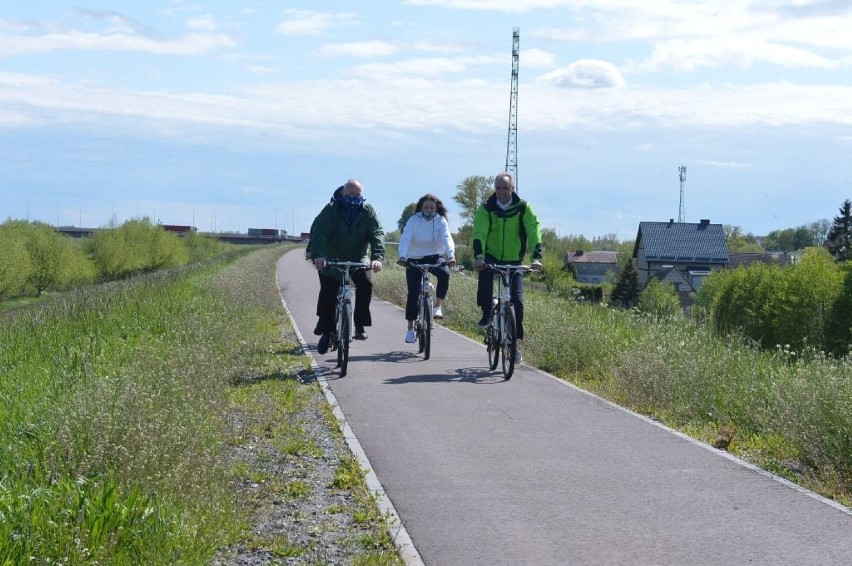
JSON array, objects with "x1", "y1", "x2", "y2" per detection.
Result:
[
  {"x1": 501, "y1": 305, "x2": 517, "y2": 379},
  {"x1": 338, "y1": 302, "x2": 351, "y2": 376},
  {"x1": 421, "y1": 296, "x2": 433, "y2": 360},
  {"x1": 486, "y1": 306, "x2": 500, "y2": 370}
]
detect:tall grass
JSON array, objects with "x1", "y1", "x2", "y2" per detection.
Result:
[
  {"x1": 373, "y1": 266, "x2": 852, "y2": 505},
  {"x1": 0, "y1": 246, "x2": 290, "y2": 563}
]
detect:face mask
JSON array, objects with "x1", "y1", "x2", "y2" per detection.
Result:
[
  {"x1": 422, "y1": 210, "x2": 436, "y2": 220},
  {"x1": 342, "y1": 194, "x2": 364, "y2": 208}
]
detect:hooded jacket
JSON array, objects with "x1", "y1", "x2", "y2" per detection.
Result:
[
  {"x1": 308, "y1": 187, "x2": 384, "y2": 279},
  {"x1": 472, "y1": 192, "x2": 542, "y2": 263},
  {"x1": 398, "y1": 211, "x2": 455, "y2": 260}
]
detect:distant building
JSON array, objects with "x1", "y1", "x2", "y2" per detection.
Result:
[
  {"x1": 564, "y1": 250, "x2": 619, "y2": 284},
  {"x1": 727, "y1": 251, "x2": 795, "y2": 269},
  {"x1": 633, "y1": 219, "x2": 728, "y2": 289}
]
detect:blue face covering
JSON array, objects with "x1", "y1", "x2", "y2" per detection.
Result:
[
  {"x1": 421, "y1": 211, "x2": 436, "y2": 220},
  {"x1": 342, "y1": 194, "x2": 364, "y2": 209}
]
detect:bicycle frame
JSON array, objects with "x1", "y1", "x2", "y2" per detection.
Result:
[
  {"x1": 483, "y1": 264, "x2": 531, "y2": 379},
  {"x1": 325, "y1": 260, "x2": 370, "y2": 377},
  {"x1": 406, "y1": 261, "x2": 445, "y2": 360}
]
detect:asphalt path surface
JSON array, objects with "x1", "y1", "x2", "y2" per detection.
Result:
[{"x1": 277, "y1": 249, "x2": 852, "y2": 565}]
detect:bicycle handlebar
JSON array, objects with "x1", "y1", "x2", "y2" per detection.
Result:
[
  {"x1": 484, "y1": 264, "x2": 534, "y2": 273},
  {"x1": 324, "y1": 260, "x2": 371, "y2": 271},
  {"x1": 403, "y1": 261, "x2": 447, "y2": 270}
]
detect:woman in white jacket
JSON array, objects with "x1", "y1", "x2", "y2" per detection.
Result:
[{"x1": 396, "y1": 193, "x2": 456, "y2": 343}]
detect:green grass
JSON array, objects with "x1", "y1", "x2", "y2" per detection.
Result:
[
  {"x1": 0, "y1": 243, "x2": 403, "y2": 563},
  {"x1": 373, "y1": 263, "x2": 852, "y2": 508}
]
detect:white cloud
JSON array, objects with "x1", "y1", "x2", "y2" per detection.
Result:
[
  {"x1": 0, "y1": 31, "x2": 235, "y2": 56},
  {"x1": 318, "y1": 40, "x2": 400, "y2": 58},
  {"x1": 695, "y1": 160, "x2": 751, "y2": 168},
  {"x1": 245, "y1": 64, "x2": 277, "y2": 75},
  {"x1": 402, "y1": 0, "x2": 576, "y2": 12},
  {"x1": 523, "y1": 48, "x2": 556, "y2": 69},
  {"x1": 276, "y1": 10, "x2": 358, "y2": 37},
  {"x1": 539, "y1": 59, "x2": 625, "y2": 88},
  {"x1": 186, "y1": 15, "x2": 219, "y2": 32}
]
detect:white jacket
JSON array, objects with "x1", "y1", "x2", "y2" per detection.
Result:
[{"x1": 398, "y1": 212, "x2": 455, "y2": 260}]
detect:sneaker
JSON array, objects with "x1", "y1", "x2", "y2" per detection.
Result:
[
  {"x1": 317, "y1": 333, "x2": 330, "y2": 354},
  {"x1": 405, "y1": 329, "x2": 416, "y2": 343},
  {"x1": 313, "y1": 324, "x2": 323, "y2": 336},
  {"x1": 476, "y1": 313, "x2": 490, "y2": 329},
  {"x1": 513, "y1": 347, "x2": 522, "y2": 363},
  {"x1": 354, "y1": 327, "x2": 368, "y2": 340},
  {"x1": 433, "y1": 306, "x2": 443, "y2": 319}
]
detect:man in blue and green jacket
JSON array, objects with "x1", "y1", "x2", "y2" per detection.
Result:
[
  {"x1": 472, "y1": 172, "x2": 542, "y2": 362},
  {"x1": 309, "y1": 179, "x2": 384, "y2": 354}
]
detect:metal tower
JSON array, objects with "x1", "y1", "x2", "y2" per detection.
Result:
[
  {"x1": 678, "y1": 165, "x2": 687, "y2": 222},
  {"x1": 505, "y1": 27, "x2": 519, "y2": 190}
]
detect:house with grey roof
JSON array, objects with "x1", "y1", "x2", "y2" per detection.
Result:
[
  {"x1": 632, "y1": 219, "x2": 729, "y2": 289},
  {"x1": 564, "y1": 250, "x2": 619, "y2": 284}
]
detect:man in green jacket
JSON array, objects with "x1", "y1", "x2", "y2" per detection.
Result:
[
  {"x1": 472, "y1": 172, "x2": 542, "y2": 362},
  {"x1": 309, "y1": 179, "x2": 385, "y2": 354}
]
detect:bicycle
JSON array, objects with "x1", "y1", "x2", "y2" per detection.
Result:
[
  {"x1": 482, "y1": 264, "x2": 532, "y2": 379},
  {"x1": 404, "y1": 261, "x2": 447, "y2": 360},
  {"x1": 324, "y1": 260, "x2": 370, "y2": 377}
]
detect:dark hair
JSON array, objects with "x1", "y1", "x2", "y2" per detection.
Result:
[{"x1": 415, "y1": 193, "x2": 448, "y2": 217}]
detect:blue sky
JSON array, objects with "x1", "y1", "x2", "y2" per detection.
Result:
[{"x1": 2, "y1": 1, "x2": 852, "y2": 240}]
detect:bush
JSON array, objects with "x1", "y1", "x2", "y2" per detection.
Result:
[
  {"x1": 0, "y1": 221, "x2": 32, "y2": 299},
  {"x1": 90, "y1": 218, "x2": 189, "y2": 280},
  {"x1": 638, "y1": 278, "x2": 682, "y2": 321}
]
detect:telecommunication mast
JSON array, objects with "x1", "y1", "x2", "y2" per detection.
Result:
[{"x1": 505, "y1": 27, "x2": 519, "y2": 190}]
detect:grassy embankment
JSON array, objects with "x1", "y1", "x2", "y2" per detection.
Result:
[
  {"x1": 0, "y1": 245, "x2": 401, "y2": 564},
  {"x1": 373, "y1": 262, "x2": 852, "y2": 508}
]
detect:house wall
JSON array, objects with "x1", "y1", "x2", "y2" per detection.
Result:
[{"x1": 574, "y1": 264, "x2": 619, "y2": 284}]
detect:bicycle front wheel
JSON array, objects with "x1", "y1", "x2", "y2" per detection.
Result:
[
  {"x1": 501, "y1": 305, "x2": 517, "y2": 379},
  {"x1": 487, "y1": 305, "x2": 500, "y2": 370},
  {"x1": 338, "y1": 302, "x2": 351, "y2": 376},
  {"x1": 420, "y1": 296, "x2": 433, "y2": 360}
]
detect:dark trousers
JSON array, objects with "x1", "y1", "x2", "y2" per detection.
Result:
[
  {"x1": 405, "y1": 256, "x2": 450, "y2": 321},
  {"x1": 477, "y1": 263, "x2": 526, "y2": 340},
  {"x1": 316, "y1": 270, "x2": 373, "y2": 333}
]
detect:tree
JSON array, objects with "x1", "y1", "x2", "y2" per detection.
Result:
[
  {"x1": 826, "y1": 199, "x2": 852, "y2": 261},
  {"x1": 453, "y1": 175, "x2": 493, "y2": 229},
  {"x1": 610, "y1": 258, "x2": 640, "y2": 308},
  {"x1": 397, "y1": 202, "x2": 416, "y2": 232},
  {"x1": 724, "y1": 224, "x2": 764, "y2": 252}
]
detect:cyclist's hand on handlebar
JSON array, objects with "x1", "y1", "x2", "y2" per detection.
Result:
[
  {"x1": 371, "y1": 260, "x2": 383, "y2": 272},
  {"x1": 313, "y1": 257, "x2": 327, "y2": 270},
  {"x1": 447, "y1": 258, "x2": 457, "y2": 268},
  {"x1": 473, "y1": 258, "x2": 485, "y2": 270},
  {"x1": 396, "y1": 258, "x2": 408, "y2": 267},
  {"x1": 531, "y1": 261, "x2": 543, "y2": 272}
]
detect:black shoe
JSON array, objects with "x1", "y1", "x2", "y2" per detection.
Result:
[
  {"x1": 476, "y1": 313, "x2": 490, "y2": 329},
  {"x1": 313, "y1": 324, "x2": 323, "y2": 336},
  {"x1": 354, "y1": 327, "x2": 368, "y2": 340},
  {"x1": 317, "y1": 333, "x2": 330, "y2": 354}
]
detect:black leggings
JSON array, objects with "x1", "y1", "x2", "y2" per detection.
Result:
[{"x1": 404, "y1": 256, "x2": 450, "y2": 321}]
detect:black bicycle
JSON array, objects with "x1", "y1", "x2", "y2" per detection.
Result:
[
  {"x1": 483, "y1": 264, "x2": 531, "y2": 379},
  {"x1": 405, "y1": 261, "x2": 446, "y2": 360},
  {"x1": 324, "y1": 260, "x2": 370, "y2": 377}
]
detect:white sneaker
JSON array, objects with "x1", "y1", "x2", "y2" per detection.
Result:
[
  {"x1": 433, "y1": 306, "x2": 443, "y2": 319},
  {"x1": 405, "y1": 329, "x2": 416, "y2": 343}
]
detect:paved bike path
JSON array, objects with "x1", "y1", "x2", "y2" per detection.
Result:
[{"x1": 277, "y1": 249, "x2": 852, "y2": 565}]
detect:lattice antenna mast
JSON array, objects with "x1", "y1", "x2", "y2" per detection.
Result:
[
  {"x1": 678, "y1": 165, "x2": 687, "y2": 222},
  {"x1": 505, "y1": 27, "x2": 519, "y2": 190}
]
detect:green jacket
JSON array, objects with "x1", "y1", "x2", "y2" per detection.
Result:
[
  {"x1": 472, "y1": 193, "x2": 542, "y2": 263},
  {"x1": 309, "y1": 199, "x2": 384, "y2": 280}
]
